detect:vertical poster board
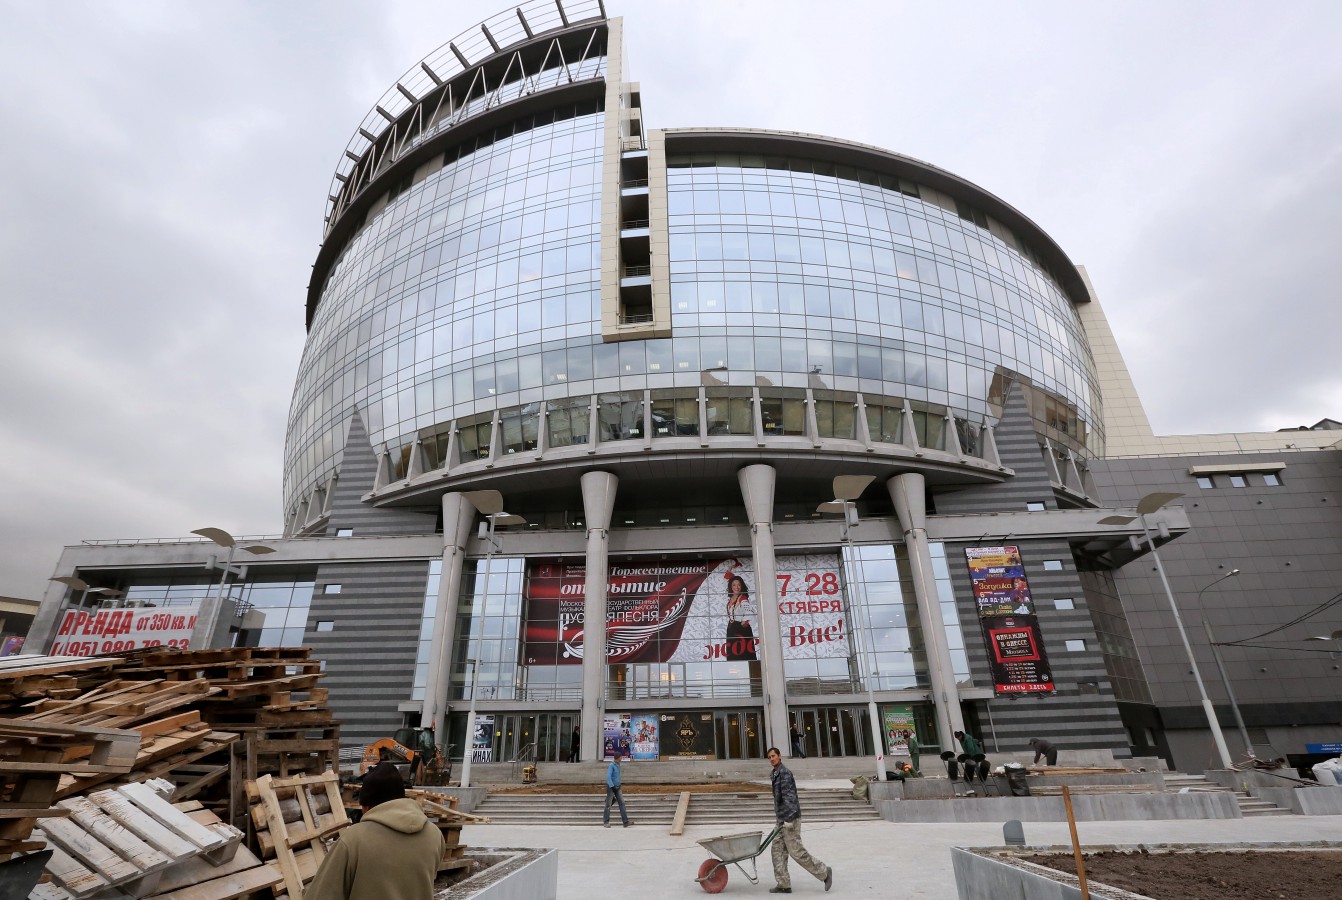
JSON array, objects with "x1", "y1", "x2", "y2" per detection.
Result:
[
  {"x1": 470, "y1": 715, "x2": 495, "y2": 763},
  {"x1": 630, "y1": 714, "x2": 660, "y2": 761},
  {"x1": 658, "y1": 711, "x2": 716, "y2": 760},
  {"x1": 965, "y1": 547, "x2": 1055, "y2": 694},
  {"x1": 0, "y1": 636, "x2": 25, "y2": 657},
  {"x1": 603, "y1": 713, "x2": 632, "y2": 760},
  {"x1": 883, "y1": 705, "x2": 916, "y2": 756}
]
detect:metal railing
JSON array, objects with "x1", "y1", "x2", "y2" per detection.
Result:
[
  {"x1": 622, "y1": 178, "x2": 648, "y2": 188},
  {"x1": 621, "y1": 265, "x2": 651, "y2": 277},
  {"x1": 510, "y1": 741, "x2": 537, "y2": 781},
  {"x1": 618, "y1": 312, "x2": 654, "y2": 325},
  {"x1": 620, "y1": 218, "x2": 649, "y2": 229}
]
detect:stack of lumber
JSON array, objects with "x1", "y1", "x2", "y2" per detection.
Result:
[
  {"x1": 118, "y1": 649, "x2": 338, "y2": 782},
  {"x1": 405, "y1": 789, "x2": 487, "y2": 874},
  {"x1": 28, "y1": 778, "x2": 253, "y2": 900},
  {"x1": 247, "y1": 772, "x2": 349, "y2": 900},
  {"x1": 0, "y1": 657, "x2": 121, "y2": 716},
  {"x1": 0, "y1": 719, "x2": 141, "y2": 859}
]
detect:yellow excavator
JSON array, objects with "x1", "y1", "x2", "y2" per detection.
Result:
[{"x1": 360, "y1": 727, "x2": 451, "y2": 785}]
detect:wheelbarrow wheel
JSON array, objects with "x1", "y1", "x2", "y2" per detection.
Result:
[{"x1": 697, "y1": 858, "x2": 729, "y2": 893}]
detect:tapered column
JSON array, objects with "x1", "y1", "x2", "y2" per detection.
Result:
[
  {"x1": 580, "y1": 471, "x2": 618, "y2": 763},
  {"x1": 738, "y1": 464, "x2": 790, "y2": 756},
  {"x1": 423, "y1": 492, "x2": 477, "y2": 740},
  {"x1": 888, "y1": 473, "x2": 964, "y2": 749}
]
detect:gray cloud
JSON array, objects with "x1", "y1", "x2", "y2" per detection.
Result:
[{"x1": 2, "y1": 0, "x2": 1338, "y2": 600}]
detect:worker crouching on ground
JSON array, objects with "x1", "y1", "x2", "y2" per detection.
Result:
[
  {"x1": 767, "y1": 746, "x2": 833, "y2": 894},
  {"x1": 1029, "y1": 738, "x2": 1058, "y2": 766},
  {"x1": 306, "y1": 761, "x2": 445, "y2": 900}
]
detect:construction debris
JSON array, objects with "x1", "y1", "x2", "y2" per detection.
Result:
[{"x1": 0, "y1": 647, "x2": 401, "y2": 900}]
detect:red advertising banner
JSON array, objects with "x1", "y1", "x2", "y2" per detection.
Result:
[
  {"x1": 965, "y1": 547, "x2": 1054, "y2": 694},
  {"x1": 522, "y1": 554, "x2": 846, "y2": 665},
  {"x1": 49, "y1": 606, "x2": 199, "y2": 657}
]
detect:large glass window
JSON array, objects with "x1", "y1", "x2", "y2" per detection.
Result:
[
  {"x1": 498, "y1": 403, "x2": 540, "y2": 455},
  {"x1": 759, "y1": 389, "x2": 806, "y2": 436},
  {"x1": 705, "y1": 388, "x2": 753, "y2": 435},
  {"x1": 598, "y1": 391, "x2": 643, "y2": 442},
  {"x1": 650, "y1": 388, "x2": 699, "y2": 437},
  {"x1": 457, "y1": 412, "x2": 493, "y2": 462},
  {"x1": 546, "y1": 397, "x2": 589, "y2": 448},
  {"x1": 814, "y1": 390, "x2": 857, "y2": 439}
]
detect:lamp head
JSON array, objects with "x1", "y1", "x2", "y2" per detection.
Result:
[
  {"x1": 192, "y1": 527, "x2": 237, "y2": 549},
  {"x1": 50, "y1": 575, "x2": 90, "y2": 592},
  {"x1": 1227, "y1": 568, "x2": 1240, "y2": 576}
]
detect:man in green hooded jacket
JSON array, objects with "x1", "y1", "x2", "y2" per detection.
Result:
[{"x1": 307, "y1": 762, "x2": 445, "y2": 900}]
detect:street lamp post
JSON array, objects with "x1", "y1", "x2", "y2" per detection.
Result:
[
  {"x1": 189, "y1": 528, "x2": 276, "y2": 649},
  {"x1": 1101, "y1": 492, "x2": 1233, "y2": 769},
  {"x1": 1195, "y1": 569, "x2": 1254, "y2": 758},
  {"x1": 458, "y1": 491, "x2": 525, "y2": 790},
  {"x1": 818, "y1": 474, "x2": 887, "y2": 781}
]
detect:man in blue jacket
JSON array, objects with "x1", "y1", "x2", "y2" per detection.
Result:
[
  {"x1": 767, "y1": 747, "x2": 832, "y2": 893},
  {"x1": 603, "y1": 753, "x2": 633, "y2": 827}
]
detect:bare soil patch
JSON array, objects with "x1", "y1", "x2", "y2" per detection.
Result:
[
  {"x1": 491, "y1": 782, "x2": 767, "y2": 795},
  {"x1": 1024, "y1": 849, "x2": 1342, "y2": 899}
]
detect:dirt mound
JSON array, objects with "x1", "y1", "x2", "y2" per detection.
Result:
[{"x1": 1025, "y1": 849, "x2": 1342, "y2": 898}]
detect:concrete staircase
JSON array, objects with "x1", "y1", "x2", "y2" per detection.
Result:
[
  {"x1": 473, "y1": 788, "x2": 881, "y2": 826},
  {"x1": 1162, "y1": 773, "x2": 1293, "y2": 817}
]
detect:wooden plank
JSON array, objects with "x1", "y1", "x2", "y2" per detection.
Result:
[
  {"x1": 670, "y1": 791, "x2": 691, "y2": 836},
  {"x1": 252, "y1": 775, "x2": 306, "y2": 900},
  {"x1": 30, "y1": 882, "x2": 75, "y2": 900},
  {"x1": 37, "y1": 815, "x2": 143, "y2": 882},
  {"x1": 143, "y1": 860, "x2": 284, "y2": 900},
  {"x1": 135, "y1": 711, "x2": 204, "y2": 739},
  {"x1": 87, "y1": 788, "x2": 198, "y2": 859},
  {"x1": 146, "y1": 842, "x2": 265, "y2": 896},
  {"x1": 58, "y1": 795, "x2": 172, "y2": 874},
  {"x1": 119, "y1": 780, "x2": 226, "y2": 851},
  {"x1": 33, "y1": 830, "x2": 112, "y2": 898}
]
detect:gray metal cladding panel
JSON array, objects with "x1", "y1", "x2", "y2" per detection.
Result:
[
  {"x1": 306, "y1": 558, "x2": 433, "y2": 745},
  {"x1": 945, "y1": 536, "x2": 1130, "y2": 750},
  {"x1": 1091, "y1": 448, "x2": 1342, "y2": 712}
]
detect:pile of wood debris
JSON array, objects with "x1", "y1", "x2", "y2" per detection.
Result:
[{"x1": 0, "y1": 648, "x2": 485, "y2": 899}]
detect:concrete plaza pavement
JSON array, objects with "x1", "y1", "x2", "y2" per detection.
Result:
[{"x1": 461, "y1": 786, "x2": 1342, "y2": 897}]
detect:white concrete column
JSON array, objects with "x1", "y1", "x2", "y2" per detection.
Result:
[
  {"x1": 422, "y1": 492, "x2": 477, "y2": 741},
  {"x1": 738, "y1": 464, "x2": 791, "y2": 756},
  {"x1": 887, "y1": 473, "x2": 964, "y2": 749},
  {"x1": 580, "y1": 471, "x2": 618, "y2": 763}
]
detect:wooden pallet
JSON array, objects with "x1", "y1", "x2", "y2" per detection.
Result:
[
  {"x1": 247, "y1": 771, "x2": 349, "y2": 900},
  {"x1": 28, "y1": 778, "x2": 244, "y2": 899},
  {"x1": 0, "y1": 719, "x2": 142, "y2": 773}
]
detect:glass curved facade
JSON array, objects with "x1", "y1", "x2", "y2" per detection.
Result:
[
  {"x1": 285, "y1": 102, "x2": 607, "y2": 513},
  {"x1": 664, "y1": 154, "x2": 1101, "y2": 450}
]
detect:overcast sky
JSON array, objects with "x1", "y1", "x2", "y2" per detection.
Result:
[{"x1": 1, "y1": 0, "x2": 1338, "y2": 602}]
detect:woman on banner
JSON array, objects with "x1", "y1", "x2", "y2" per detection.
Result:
[{"x1": 723, "y1": 561, "x2": 758, "y2": 662}]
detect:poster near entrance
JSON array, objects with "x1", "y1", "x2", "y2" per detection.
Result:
[
  {"x1": 965, "y1": 547, "x2": 1055, "y2": 694},
  {"x1": 630, "y1": 714, "x2": 660, "y2": 761},
  {"x1": 659, "y1": 710, "x2": 716, "y2": 760},
  {"x1": 471, "y1": 715, "x2": 496, "y2": 763},
  {"x1": 522, "y1": 554, "x2": 846, "y2": 665},
  {"x1": 883, "y1": 706, "x2": 916, "y2": 756},
  {"x1": 603, "y1": 713, "x2": 632, "y2": 760}
]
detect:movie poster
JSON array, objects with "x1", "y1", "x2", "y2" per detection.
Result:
[
  {"x1": 883, "y1": 705, "x2": 916, "y2": 756},
  {"x1": 965, "y1": 547, "x2": 1054, "y2": 694},
  {"x1": 658, "y1": 710, "x2": 716, "y2": 760},
  {"x1": 470, "y1": 715, "x2": 495, "y2": 763},
  {"x1": 0, "y1": 636, "x2": 25, "y2": 657},
  {"x1": 522, "y1": 554, "x2": 847, "y2": 665},
  {"x1": 602, "y1": 713, "x2": 632, "y2": 761},
  {"x1": 630, "y1": 714, "x2": 660, "y2": 761}
]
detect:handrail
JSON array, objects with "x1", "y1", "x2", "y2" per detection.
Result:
[{"x1": 510, "y1": 741, "x2": 537, "y2": 781}]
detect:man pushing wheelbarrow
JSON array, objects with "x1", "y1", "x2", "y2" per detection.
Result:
[{"x1": 694, "y1": 747, "x2": 833, "y2": 894}]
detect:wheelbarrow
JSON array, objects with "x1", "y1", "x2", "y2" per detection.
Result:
[{"x1": 694, "y1": 824, "x2": 784, "y2": 893}]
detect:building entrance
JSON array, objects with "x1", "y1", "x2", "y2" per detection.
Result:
[
  {"x1": 475, "y1": 712, "x2": 579, "y2": 763},
  {"x1": 713, "y1": 710, "x2": 764, "y2": 759},
  {"x1": 791, "y1": 706, "x2": 873, "y2": 758}
]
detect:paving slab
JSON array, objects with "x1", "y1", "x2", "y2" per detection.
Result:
[{"x1": 461, "y1": 814, "x2": 1342, "y2": 897}]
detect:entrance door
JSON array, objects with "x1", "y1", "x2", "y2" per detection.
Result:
[
  {"x1": 793, "y1": 706, "x2": 873, "y2": 757},
  {"x1": 714, "y1": 710, "x2": 765, "y2": 759}
]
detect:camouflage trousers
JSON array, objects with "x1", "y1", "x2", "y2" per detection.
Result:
[{"x1": 771, "y1": 819, "x2": 827, "y2": 889}]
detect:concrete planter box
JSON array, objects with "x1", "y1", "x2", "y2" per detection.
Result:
[
  {"x1": 437, "y1": 848, "x2": 558, "y2": 899},
  {"x1": 875, "y1": 791, "x2": 1239, "y2": 823},
  {"x1": 1256, "y1": 785, "x2": 1342, "y2": 815}
]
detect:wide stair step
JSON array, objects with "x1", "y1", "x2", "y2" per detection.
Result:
[
  {"x1": 1161, "y1": 773, "x2": 1294, "y2": 816},
  {"x1": 473, "y1": 789, "x2": 880, "y2": 826}
]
